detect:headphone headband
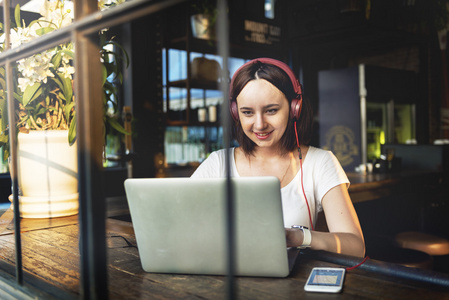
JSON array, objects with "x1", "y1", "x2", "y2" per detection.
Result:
[{"x1": 229, "y1": 58, "x2": 303, "y2": 121}]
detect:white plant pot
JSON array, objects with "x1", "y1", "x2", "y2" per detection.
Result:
[
  {"x1": 10, "y1": 130, "x2": 78, "y2": 218},
  {"x1": 191, "y1": 14, "x2": 215, "y2": 40}
]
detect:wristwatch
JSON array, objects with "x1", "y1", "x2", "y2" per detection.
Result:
[{"x1": 291, "y1": 225, "x2": 312, "y2": 249}]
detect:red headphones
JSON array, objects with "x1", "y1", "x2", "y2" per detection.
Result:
[{"x1": 229, "y1": 58, "x2": 303, "y2": 122}]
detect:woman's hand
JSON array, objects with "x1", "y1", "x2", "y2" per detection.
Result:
[{"x1": 285, "y1": 227, "x2": 304, "y2": 248}]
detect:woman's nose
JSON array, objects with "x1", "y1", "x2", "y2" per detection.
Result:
[{"x1": 254, "y1": 113, "x2": 266, "y2": 129}]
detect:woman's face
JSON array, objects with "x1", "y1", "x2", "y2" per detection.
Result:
[{"x1": 236, "y1": 79, "x2": 290, "y2": 150}]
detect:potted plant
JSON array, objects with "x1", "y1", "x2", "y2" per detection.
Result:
[
  {"x1": 0, "y1": 0, "x2": 129, "y2": 218},
  {"x1": 190, "y1": 0, "x2": 218, "y2": 40}
]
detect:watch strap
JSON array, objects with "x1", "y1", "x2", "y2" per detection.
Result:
[{"x1": 291, "y1": 225, "x2": 312, "y2": 249}]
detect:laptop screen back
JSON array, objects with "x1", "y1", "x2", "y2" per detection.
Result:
[{"x1": 124, "y1": 176, "x2": 291, "y2": 277}]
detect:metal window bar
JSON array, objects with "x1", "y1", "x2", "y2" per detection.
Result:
[
  {"x1": 74, "y1": 0, "x2": 108, "y2": 297},
  {"x1": 2, "y1": 0, "x2": 23, "y2": 286},
  {"x1": 216, "y1": 0, "x2": 236, "y2": 298}
]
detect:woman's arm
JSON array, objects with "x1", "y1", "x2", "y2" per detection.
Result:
[{"x1": 286, "y1": 184, "x2": 365, "y2": 257}]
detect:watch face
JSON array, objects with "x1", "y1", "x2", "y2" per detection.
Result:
[{"x1": 291, "y1": 225, "x2": 308, "y2": 230}]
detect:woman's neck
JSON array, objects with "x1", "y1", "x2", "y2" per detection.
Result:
[
  {"x1": 234, "y1": 145, "x2": 309, "y2": 187},
  {"x1": 251, "y1": 145, "x2": 306, "y2": 160}
]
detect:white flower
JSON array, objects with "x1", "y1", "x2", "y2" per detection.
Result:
[
  {"x1": 58, "y1": 65, "x2": 75, "y2": 78},
  {"x1": 18, "y1": 77, "x2": 34, "y2": 93},
  {"x1": 10, "y1": 25, "x2": 38, "y2": 48},
  {"x1": 17, "y1": 50, "x2": 57, "y2": 92},
  {"x1": 40, "y1": 0, "x2": 73, "y2": 28}
]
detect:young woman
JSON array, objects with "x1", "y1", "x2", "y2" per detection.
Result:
[{"x1": 191, "y1": 58, "x2": 365, "y2": 257}]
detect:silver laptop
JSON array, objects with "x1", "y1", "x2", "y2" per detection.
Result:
[{"x1": 124, "y1": 176, "x2": 298, "y2": 277}]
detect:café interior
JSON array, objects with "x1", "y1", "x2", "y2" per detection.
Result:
[{"x1": 0, "y1": 0, "x2": 449, "y2": 298}]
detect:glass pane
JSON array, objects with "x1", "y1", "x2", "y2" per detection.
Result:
[
  {"x1": 165, "y1": 126, "x2": 206, "y2": 165},
  {"x1": 394, "y1": 104, "x2": 415, "y2": 144},
  {"x1": 167, "y1": 87, "x2": 188, "y2": 121},
  {"x1": 229, "y1": 57, "x2": 248, "y2": 78},
  {"x1": 0, "y1": 0, "x2": 130, "y2": 295},
  {"x1": 191, "y1": 88, "x2": 206, "y2": 109},
  {"x1": 102, "y1": 35, "x2": 130, "y2": 168},
  {"x1": 168, "y1": 49, "x2": 187, "y2": 82},
  {"x1": 207, "y1": 126, "x2": 224, "y2": 153},
  {"x1": 191, "y1": 52, "x2": 223, "y2": 84},
  {"x1": 265, "y1": 0, "x2": 276, "y2": 19},
  {"x1": 16, "y1": 1, "x2": 74, "y2": 41},
  {"x1": 0, "y1": 49, "x2": 80, "y2": 296},
  {"x1": 366, "y1": 103, "x2": 387, "y2": 161},
  {"x1": 205, "y1": 89, "x2": 222, "y2": 107}
]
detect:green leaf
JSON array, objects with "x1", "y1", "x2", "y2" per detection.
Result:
[
  {"x1": 0, "y1": 134, "x2": 8, "y2": 148},
  {"x1": 22, "y1": 83, "x2": 42, "y2": 106},
  {"x1": 0, "y1": 98, "x2": 8, "y2": 133},
  {"x1": 52, "y1": 52, "x2": 62, "y2": 68},
  {"x1": 64, "y1": 102, "x2": 75, "y2": 121},
  {"x1": 61, "y1": 49, "x2": 75, "y2": 59},
  {"x1": 52, "y1": 75, "x2": 72, "y2": 105},
  {"x1": 29, "y1": 19, "x2": 58, "y2": 31},
  {"x1": 104, "y1": 40, "x2": 130, "y2": 67},
  {"x1": 61, "y1": 75, "x2": 73, "y2": 103},
  {"x1": 36, "y1": 27, "x2": 55, "y2": 36},
  {"x1": 58, "y1": 92, "x2": 66, "y2": 101},
  {"x1": 14, "y1": 5, "x2": 21, "y2": 28},
  {"x1": 106, "y1": 116, "x2": 130, "y2": 135},
  {"x1": 52, "y1": 76, "x2": 63, "y2": 91},
  {"x1": 0, "y1": 134, "x2": 8, "y2": 143},
  {"x1": 68, "y1": 116, "x2": 76, "y2": 145},
  {"x1": 13, "y1": 92, "x2": 22, "y2": 102},
  {"x1": 101, "y1": 64, "x2": 108, "y2": 85}
]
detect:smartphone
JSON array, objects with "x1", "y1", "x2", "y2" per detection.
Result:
[{"x1": 304, "y1": 267, "x2": 346, "y2": 293}]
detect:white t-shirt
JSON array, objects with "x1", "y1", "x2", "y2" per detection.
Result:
[{"x1": 191, "y1": 146, "x2": 349, "y2": 228}]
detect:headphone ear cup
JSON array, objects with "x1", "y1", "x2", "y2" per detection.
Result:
[
  {"x1": 230, "y1": 101, "x2": 239, "y2": 121},
  {"x1": 290, "y1": 98, "x2": 302, "y2": 120}
]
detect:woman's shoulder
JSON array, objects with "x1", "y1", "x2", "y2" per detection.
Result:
[
  {"x1": 306, "y1": 146, "x2": 342, "y2": 170},
  {"x1": 208, "y1": 148, "x2": 234, "y2": 159},
  {"x1": 191, "y1": 148, "x2": 235, "y2": 178},
  {"x1": 307, "y1": 146, "x2": 346, "y2": 174},
  {"x1": 307, "y1": 146, "x2": 334, "y2": 159}
]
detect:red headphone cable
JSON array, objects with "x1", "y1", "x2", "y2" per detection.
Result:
[
  {"x1": 346, "y1": 256, "x2": 370, "y2": 270},
  {"x1": 294, "y1": 121, "x2": 314, "y2": 231}
]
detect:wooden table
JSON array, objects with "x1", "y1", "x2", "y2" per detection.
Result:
[
  {"x1": 0, "y1": 210, "x2": 448, "y2": 299},
  {"x1": 347, "y1": 170, "x2": 443, "y2": 203}
]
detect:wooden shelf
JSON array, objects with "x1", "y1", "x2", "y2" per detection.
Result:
[
  {"x1": 167, "y1": 79, "x2": 221, "y2": 90},
  {"x1": 166, "y1": 119, "x2": 220, "y2": 127}
]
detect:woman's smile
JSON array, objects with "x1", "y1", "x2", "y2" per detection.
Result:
[{"x1": 254, "y1": 131, "x2": 273, "y2": 139}]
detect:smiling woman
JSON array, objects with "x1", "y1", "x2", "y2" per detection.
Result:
[{"x1": 191, "y1": 58, "x2": 365, "y2": 257}]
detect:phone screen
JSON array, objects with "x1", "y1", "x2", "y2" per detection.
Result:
[
  {"x1": 305, "y1": 267, "x2": 345, "y2": 293},
  {"x1": 308, "y1": 269, "x2": 344, "y2": 286}
]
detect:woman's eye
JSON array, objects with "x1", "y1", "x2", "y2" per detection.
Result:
[
  {"x1": 266, "y1": 109, "x2": 278, "y2": 114},
  {"x1": 241, "y1": 111, "x2": 253, "y2": 116}
]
